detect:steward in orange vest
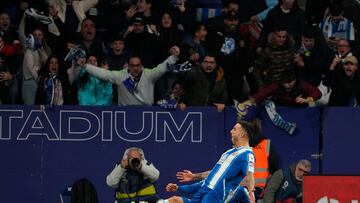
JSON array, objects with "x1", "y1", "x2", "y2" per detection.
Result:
[{"x1": 253, "y1": 139, "x2": 271, "y2": 188}]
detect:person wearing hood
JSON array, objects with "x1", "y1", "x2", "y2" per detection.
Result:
[
  {"x1": 156, "y1": 11, "x2": 185, "y2": 61},
  {"x1": 123, "y1": 13, "x2": 161, "y2": 68},
  {"x1": 183, "y1": 54, "x2": 228, "y2": 112}
]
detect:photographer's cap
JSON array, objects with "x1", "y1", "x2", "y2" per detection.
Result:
[{"x1": 343, "y1": 55, "x2": 358, "y2": 64}]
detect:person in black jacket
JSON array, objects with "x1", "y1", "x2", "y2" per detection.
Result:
[
  {"x1": 323, "y1": 55, "x2": 360, "y2": 106},
  {"x1": 35, "y1": 55, "x2": 77, "y2": 105},
  {"x1": 258, "y1": 0, "x2": 305, "y2": 49},
  {"x1": 123, "y1": 14, "x2": 161, "y2": 68},
  {"x1": 294, "y1": 27, "x2": 333, "y2": 87},
  {"x1": 206, "y1": 11, "x2": 252, "y2": 104}
]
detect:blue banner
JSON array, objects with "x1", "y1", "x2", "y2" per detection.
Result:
[
  {"x1": 225, "y1": 106, "x2": 321, "y2": 173},
  {"x1": 1, "y1": 105, "x2": 357, "y2": 203},
  {"x1": 0, "y1": 105, "x2": 225, "y2": 203},
  {"x1": 322, "y1": 107, "x2": 360, "y2": 175}
]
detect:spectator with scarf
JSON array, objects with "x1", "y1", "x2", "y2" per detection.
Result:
[
  {"x1": 320, "y1": 1, "x2": 355, "y2": 52},
  {"x1": 74, "y1": 46, "x2": 180, "y2": 106},
  {"x1": 35, "y1": 55, "x2": 75, "y2": 105}
]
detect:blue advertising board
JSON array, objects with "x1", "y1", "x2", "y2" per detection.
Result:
[
  {"x1": 322, "y1": 107, "x2": 360, "y2": 175},
  {"x1": 1, "y1": 105, "x2": 358, "y2": 203},
  {"x1": 0, "y1": 105, "x2": 225, "y2": 203}
]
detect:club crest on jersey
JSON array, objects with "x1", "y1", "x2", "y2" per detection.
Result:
[{"x1": 232, "y1": 151, "x2": 239, "y2": 156}]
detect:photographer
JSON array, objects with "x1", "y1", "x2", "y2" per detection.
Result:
[{"x1": 106, "y1": 147, "x2": 160, "y2": 203}]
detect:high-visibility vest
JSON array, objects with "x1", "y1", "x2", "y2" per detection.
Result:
[{"x1": 253, "y1": 139, "x2": 270, "y2": 188}]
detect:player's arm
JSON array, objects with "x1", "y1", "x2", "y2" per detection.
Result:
[
  {"x1": 246, "y1": 171, "x2": 256, "y2": 203},
  {"x1": 193, "y1": 171, "x2": 211, "y2": 181},
  {"x1": 176, "y1": 170, "x2": 211, "y2": 182},
  {"x1": 178, "y1": 180, "x2": 204, "y2": 194},
  {"x1": 246, "y1": 152, "x2": 256, "y2": 203}
]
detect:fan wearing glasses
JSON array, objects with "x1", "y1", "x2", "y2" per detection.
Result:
[{"x1": 263, "y1": 159, "x2": 311, "y2": 203}]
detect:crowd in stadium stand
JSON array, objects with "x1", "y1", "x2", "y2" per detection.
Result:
[
  {"x1": 0, "y1": 0, "x2": 359, "y2": 109},
  {"x1": 1, "y1": 1, "x2": 359, "y2": 203}
]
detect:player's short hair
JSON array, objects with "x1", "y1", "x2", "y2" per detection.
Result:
[{"x1": 236, "y1": 120, "x2": 254, "y2": 139}]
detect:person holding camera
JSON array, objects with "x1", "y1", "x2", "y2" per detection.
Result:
[{"x1": 106, "y1": 147, "x2": 160, "y2": 203}]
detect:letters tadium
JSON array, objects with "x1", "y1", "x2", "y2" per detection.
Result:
[{"x1": 0, "y1": 109, "x2": 203, "y2": 142}]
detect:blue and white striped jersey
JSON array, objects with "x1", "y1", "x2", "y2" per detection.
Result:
[
  {"x1": 201, "y1": 146, "x2": 255, "y2": 200},
  {"x1": 320, "y1": 16, "x2": 355, "y2": 41}
]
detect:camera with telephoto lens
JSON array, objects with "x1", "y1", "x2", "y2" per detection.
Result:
[{"x1": 128, "y1": 158, "x2": 141, "y2": 169}]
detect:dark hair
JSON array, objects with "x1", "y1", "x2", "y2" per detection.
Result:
[
  {"x1": 71, "y1": 178, "x2": 99, "y2": 203},
  {"x1": 251, "y1": 118, "x2": 262, "y2": 136},
  {"x1": 78, "y1": 55, "x2": 100, "y2": 87},
  {"x1": 171, "y1": 79, "x2": 185, "y2": 90},
  {"x1": 203, "y1": 53, "x2": 217, "y2": 62},
  {"x1": 223, "y1": 0, "x2": 239, "y2": 8},
  {"x1": 128, "y1": 54, "x2": 142, "y2": 63},
  {"x1": 281, "y1": 70, "x2": 297, "y2": 83},
  {"x1": 302, "y1": 27, "x2": 316, "y2": 39},
  {"x1": 236, "y1": 120, "x2": 254, "y2": 139},
  {"x1": 189, "y1": 22, "x2": 206, "y2": 37},
  {"x1": 81, "y1": 17, "x2": 96, "y2": 27},
  {"x1": 39, "y1": 55, "x2": 60, "y2": 74},
  {"x1": 249, "y1": 118, "x2": 267, "y2": 147},
  {"x1": 158, "y1": 10, "x2": 176, "y2": 29},
  {"x1": 273, "y1": 24, "x2": 287, "y2": 32},
  {"x1": 0, "y1": 10, "x2": 10, "y2": 16},
  {"x1": 110, "y1": 33, "x2": 124, "y2": 42},
  {"x1": 329, "y1": 1, "x2": 343, "y2": 16}
]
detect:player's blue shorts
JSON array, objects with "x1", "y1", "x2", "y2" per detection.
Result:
[
  {"x1": 188, "y1": 187, "x2": 222, "y2": 203},
  {"x1": 226, "y1": 185, "x2": 250, "y2": 203}
]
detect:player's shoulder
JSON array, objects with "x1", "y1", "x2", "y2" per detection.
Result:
[{"x1": 232, "y1": 147, "x2": 253, "y2": 158}]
